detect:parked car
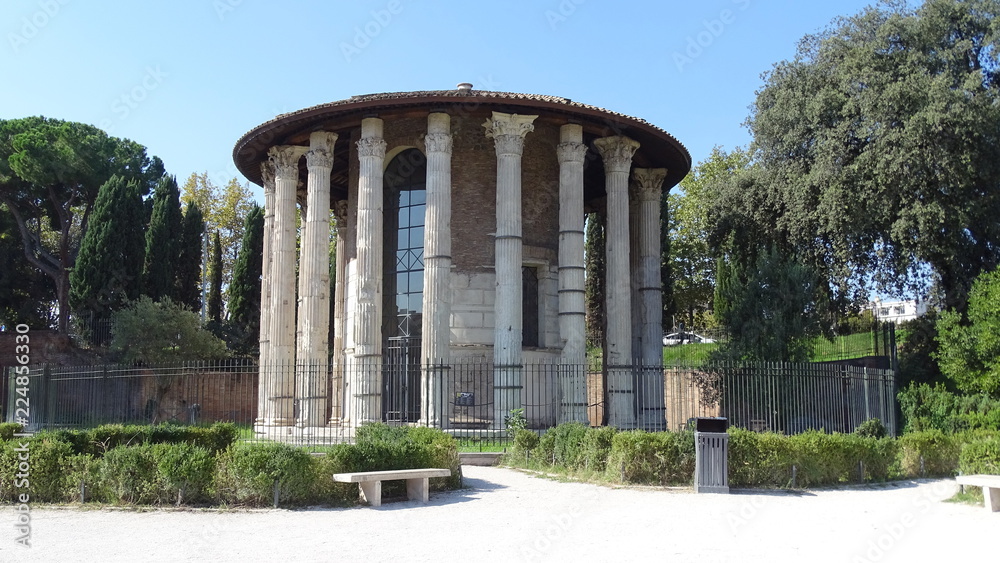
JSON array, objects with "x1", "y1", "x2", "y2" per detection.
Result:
[{"x1": 662, "y1": 332, "x2": 715, "y2": 346}]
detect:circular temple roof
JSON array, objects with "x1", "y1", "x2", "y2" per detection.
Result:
[{"x1": 233, "y1": 87, "x2": 691, "y2": 193}]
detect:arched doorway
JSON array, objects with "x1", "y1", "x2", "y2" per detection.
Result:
[{"x1": 382, "y1": 148, "x2": 427, "y2": 422}]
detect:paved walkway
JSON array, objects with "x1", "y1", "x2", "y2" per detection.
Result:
[{"x1": 1, "y1": 466, "x2": 993, "y2": 562}]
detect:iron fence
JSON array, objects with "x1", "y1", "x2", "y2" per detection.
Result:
[{"x1": 5, "y1": 357, "x2": 897, "y2": 445}]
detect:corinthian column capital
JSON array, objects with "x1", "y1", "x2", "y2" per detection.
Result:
[
  {"x1": 633, "y1": 168, "x2": 668, "y2": 201},
  {"x1": 333, "y1": 199, "x2": 348, "y2": 223},
  {"x1": 268, "y1": 145, "x2": 307, "y2": 179},
  {"x1": 594, "y1": 136, "x2": 640, "y2": 174},
  {"x1": 483, "y1": 111, "x2": 537, "y2": 156},
  {"x1": 356, "y1": 137, "x2": 386, "y2": 159},
  {"x1": 307, "y1": 131, "x2": 338, "y2": 170},
  {"x1": 557, "y1": 142, "x2": 588, "y2": 164},
  {"x1": 424, "y1": 132, "x2": 453, "y2": 154},
  {"x1": 260, "y1": 161, "x2": 276, "y2": 195}
]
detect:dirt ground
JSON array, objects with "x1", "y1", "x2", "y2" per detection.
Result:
[{"x1": 1, "y1": 466, "x2": 994, "y2": 563}]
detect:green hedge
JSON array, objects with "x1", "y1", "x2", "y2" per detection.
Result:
[
  {"x1": 214, "y1": 442, "x2": 316, "y2": 506},
  {"x1": 322, "y1": 423, "x2": 462, "y2": 499},
  {"x1": 31, "y1": 422, "x2": 238, "y2": 457},
  {"x1": 604, "y1": 430, "x2": 695, "y2": 485},
  {"x1": 959, "y1": 437, "x2": 1000, "y2": 475},
  {"x1": 898, "y1": 383, "x2": 1000, "y2": 433},
  {"x1": 507, "y1": 422, "x2": 961, "y2": 489}
]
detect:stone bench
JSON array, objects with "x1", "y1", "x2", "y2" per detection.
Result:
[
  {"x1": 333, "y1": 468, "x2": 452, "y2": 507},
  {"x1": 956, "y1": 474, "x2": 1000, "y2": 512}
]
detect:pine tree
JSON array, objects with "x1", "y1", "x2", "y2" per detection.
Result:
[
  {"x1": 143, "y1": 175, "x2": 183, "y2": 301},
  {"x1": 207, "y1": 231, "x2": 223, "y2": 324},
  {"x1": 175, "y1": 202, "x2": 205, "y2": 311},
  {"x1": 69, "y1": 175, "x2": 145, "y2": 344},
  {"x1": 227, "y1": 205, "x2": 264, "y2": 353},
  {"x1": 584, "y1": 212, "x2": 606, "y2": 349}
]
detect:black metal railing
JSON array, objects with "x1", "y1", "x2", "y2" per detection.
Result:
[{"x1": 5, "y1": 357, "x2": 897, "y2": 444}]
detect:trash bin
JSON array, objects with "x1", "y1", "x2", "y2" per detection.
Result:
[{"x1": 694, "y1": 417, "x2": 729, "y2": 494}]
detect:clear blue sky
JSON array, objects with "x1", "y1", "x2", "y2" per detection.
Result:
[{"x1": 1, "y1": 0, "x2": 875, "y2": 201}]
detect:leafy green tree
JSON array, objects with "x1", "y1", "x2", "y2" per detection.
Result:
[
  {"x1": 143, "y1": 176, "x2": 184, "y2": 301},
  {"x1": 740, "y1": 0, "x2": 1000, "y2": 312},
  {"x1": 180, "y1": 173, "x2": 254, "y2": 294},
  {"x1": 110, "y1": 296, "x2": 227, "y2": 364},
  {"x1": 69, "y1": 175, "x2": 146, "y2": 343},
  {"x1": 0, "y1": 205, "x2": 54, "y2": 327},
  {"x1": 712, "y1": 246, "x2": 825, "y2": 362},
  {"x1": 584, "y1": 212, "x2": 605, "y2": 349},
  {"x1": 670, "y1": 147, "x2": 751, "y2": 327},
  {"x1": 226, "y1": 205, "x2": 263, "y2": 354},
  {"x1": 207, "y1": 231, "x2": 223, "y2": 324},
  {"x1": 0, "y1": 117, "x2": 163, "y2": 332},
  {"x1": 175, "y1": 202, "x2": 204, "y2": 311},
  {"x1": 936, "y1": 266, "x2": 1000, "y2": 395}
]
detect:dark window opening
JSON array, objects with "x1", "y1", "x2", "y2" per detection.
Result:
[{"x1": 522, "y1": 266, "x2": 540, "y2": 348}]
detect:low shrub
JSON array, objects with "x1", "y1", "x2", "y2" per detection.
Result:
[
  {"x1": 325, "y1": 423, "x2": 462, "y2": 497},
  {"x1": 897, "y1": 430, "x2": 961, "y2": 477},
  {"x1": 728, "y1": 428, "x2": 793, "y2": 487},
  {"x1": 0, "y1": 422, "x2": 23, "y2": 441},
  {"x1": 153, "y1": 443, "x2": 215, "y2": 504},
  {"x1": 605, "y1": 430, "x2": 694, "y2": 485},
  {"x1": 0, "y1": 436, "x2": 76, "y2": 503},
  {"x1": 577, "y1": 426, "x2": 617, "y2": 472},
  {"x1": 959, "y1": 437, "x2": 1000, "y2": 475},
  {"x1": 214, "y1": 442, "x2": 316, "y2": 506},
  {"x1": 512, "y1": 429, "x2": 540, "y2": 453},
  {"x1": 98, "y1": 444, "x2": 162, "y2": 504},
  {"x1": 898, "y1": 383, "x2": 1000, "y2": 433},
  {"x1": 855, "y1": 418, "x2": 888, "y2": 439}
]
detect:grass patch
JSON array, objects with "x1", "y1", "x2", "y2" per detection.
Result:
[{"x1": 945, "y1": 489, "x2": 983, "y2": 507}]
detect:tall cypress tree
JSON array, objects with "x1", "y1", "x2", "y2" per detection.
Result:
[
  {"x1": 143, "y1": 175, "x2": 183, "y2": 301},
  {"x1": 207, "y1": 230, "x2": 224, "y2": 324},
  {"x1": 69, "y1": 175, "x2": 145, "y2": 344},
  {"x1": 660, "y1": 190, "x2": 675, "y2": 331},
  {"x1": 584, "y1": 212, "x2": 606, "y2": 349},
  {"x1": 175, "y1": 202, "x2": 205, "y2": 311},
  {"x1": 227, "y1": 205, "x2": 264, "y2": 353}
]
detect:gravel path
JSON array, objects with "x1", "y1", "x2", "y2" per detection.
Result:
[{"x1": 1, "y1": 466, "x2": 993, "y2": 562}]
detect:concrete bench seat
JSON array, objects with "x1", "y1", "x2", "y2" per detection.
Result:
[
  {"x1": 956, "y1": 474, "x2": 1000, "y2": 512},
  {"x1": 333, "y1": 468, "x2": 452, "y2": 507}
]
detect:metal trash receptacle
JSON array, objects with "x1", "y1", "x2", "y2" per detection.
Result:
[{"x1": 694, "y1": 417, "x2": 729, "y2": 494}]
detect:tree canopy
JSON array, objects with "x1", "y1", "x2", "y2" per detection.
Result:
[
  {"x1": 670, "y1": 147, "x2": 751, "y2": 327},
  {"x1": 718, "y1": 0, "x2": 1000, "y2": 313},
  {"x1": 936, "y1": 266, "x2": 1000, "y2": 395},
  {"x1": 69, "y1": 175, "x2": 146, "y2": 343},
  {"x1": 0, "y1": 117, "x2": 163, "y2": 332}
]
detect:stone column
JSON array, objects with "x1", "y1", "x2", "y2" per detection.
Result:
[
  {"x1": 556, "y1": 124, "x2": 589, "y2": 424},
  {"x1": 350, "y1": 118, "x2": 386, "y2": 425},
  {"x1": 329, "y1": 199, "x2": 348, "y2": 424},
  {"x1": 255, "y1": 162, "x2": 275, "y2": 428},
  {"x1": 634, "y1": 168, "x2": 668, "y2": 431},
  {"x1": 295, "y1": 131, "x2": 338, "y2": 428},
  {"x1": 266, "y1": 145, "x2": 307, "y2": 426},
  {"x1": 594, "y1": 135, "x2": 640, "y2": 429},
  {"x1": 420, "y1": 112, "x2": 453, "y2": 427},
  {"x1": 483, "y1": 111, "x2": 537, "y2": 428}
]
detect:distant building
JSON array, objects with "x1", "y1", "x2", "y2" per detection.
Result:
[{"x1": 871, "y1": 299, "x2": 927, "y2": 323}]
